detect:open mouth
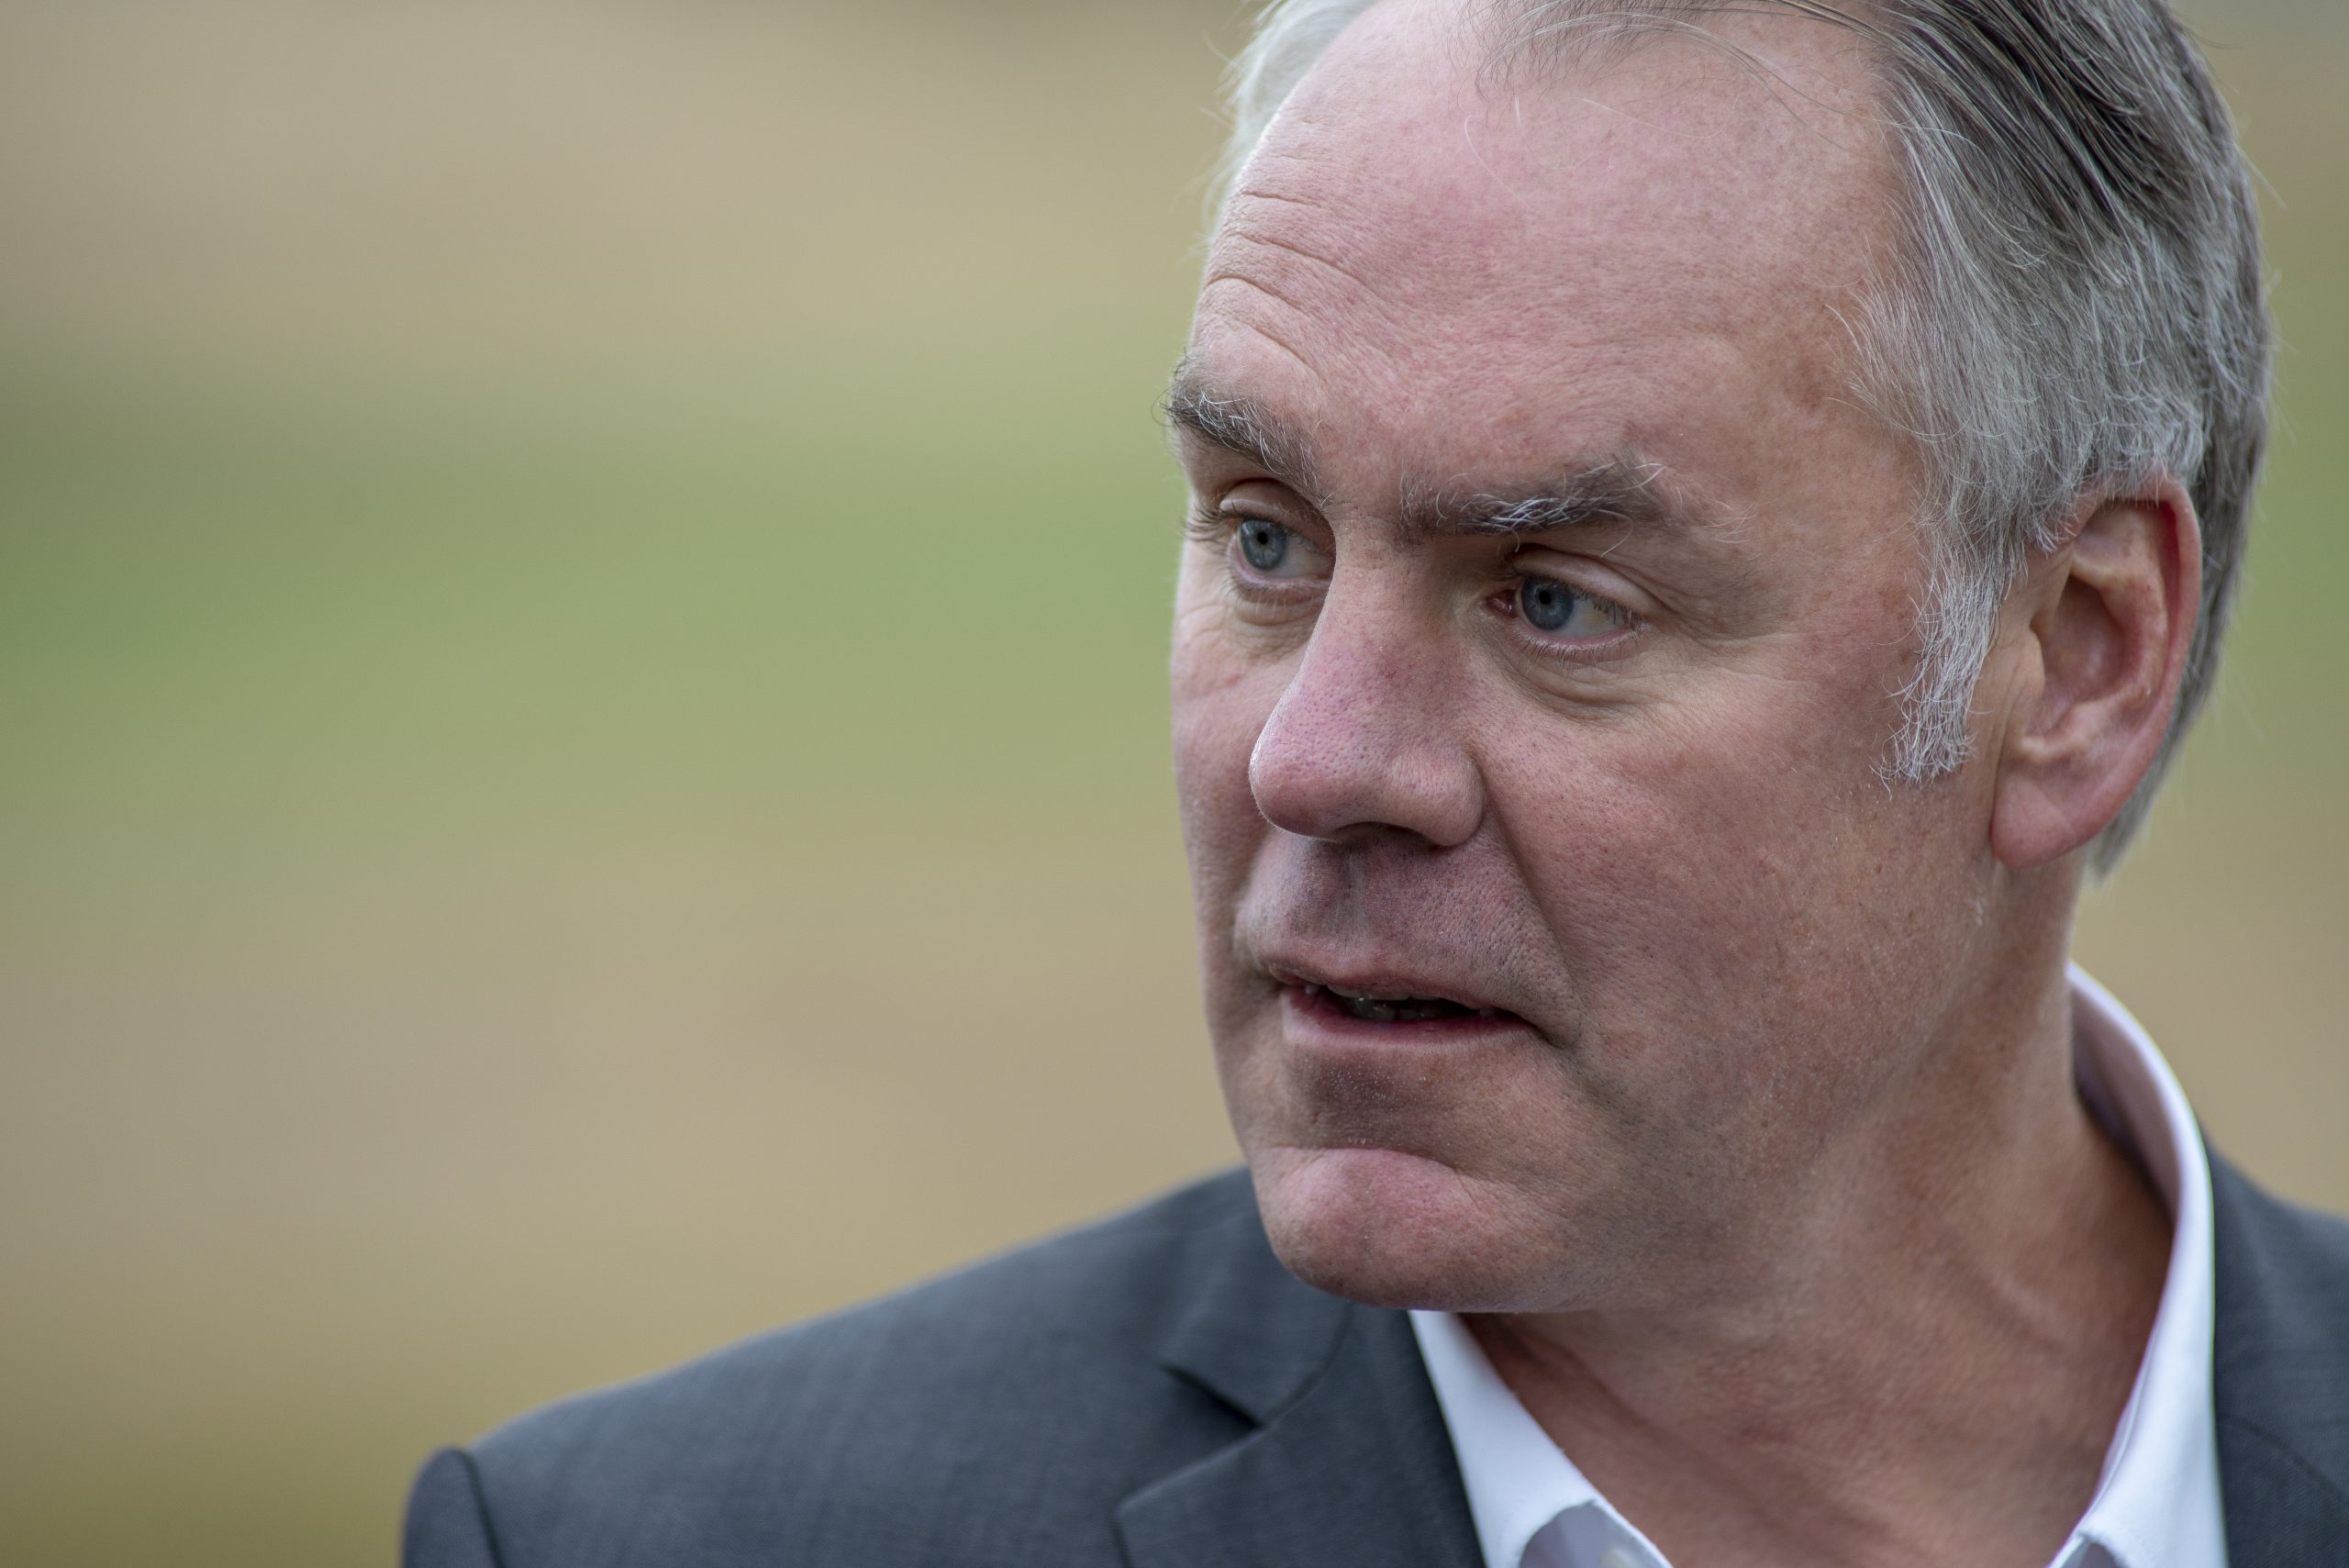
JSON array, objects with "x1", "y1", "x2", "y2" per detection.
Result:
[{"x1": 1302, "y1": 982, "x2": 1505, "y2": 1026}]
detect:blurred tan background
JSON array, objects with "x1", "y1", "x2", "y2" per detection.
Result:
[{"x1": 0, "y1": 2, "x2": 2340, "y2": 1563}]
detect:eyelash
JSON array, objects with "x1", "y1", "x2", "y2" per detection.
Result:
[
  {"x1": 1188, "y1": 507, "x2": 1642, "y2": 656},
  {"x1": 1183, "y1": 507, "x2": 1232, "y2": 549}
]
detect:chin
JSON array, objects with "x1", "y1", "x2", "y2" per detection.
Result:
[{"x1": 1248, "y1": 1145, "x2": 1557, "y2": 1313}]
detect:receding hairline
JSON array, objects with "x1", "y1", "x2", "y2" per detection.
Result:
[
  {"x1": 1222, "y1": 0, "x2": 1905, "y2": 214},
  {"x1": 1186, "y1": 4, "x2": 1918, "y2": 515}
]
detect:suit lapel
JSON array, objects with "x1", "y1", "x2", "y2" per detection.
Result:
[
  {"x1": 1123, "y1": 1148, "x2": 2349, "y2": 1568},
  {"x1": 1116, "y1": 1195, "x2": 1480, "y2": 1568},
  {"x1": 1118, "y1": 1304, "x2": 1482, "y2": 1568},
  {"x1": 2213, "y1": 1419, "x2": 2349, "y2": 1568},
  {"x1": 2209, "y1": 1151, "x2": 2349, "y2": 1568}
]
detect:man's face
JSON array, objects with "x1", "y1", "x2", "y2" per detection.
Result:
[{"x1": 1170, "y1": 1, "x2": 2011, "y2": 1315}]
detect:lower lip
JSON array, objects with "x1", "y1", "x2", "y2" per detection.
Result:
[{"x1": 1280, "y1": 984, "x2": 1531, "y2": 1045}]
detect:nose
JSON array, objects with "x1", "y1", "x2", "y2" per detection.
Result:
[{"x1": 1247, "y1": 584, "x2": 1485, "y2": 848}]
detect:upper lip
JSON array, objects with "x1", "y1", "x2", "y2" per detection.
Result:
[{"x1": 1261, "y1": 954, "x2": 1513, "y2": 1017}]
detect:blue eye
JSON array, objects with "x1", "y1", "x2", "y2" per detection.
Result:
[
  {"x1": 1519, "y1": 576, "x2": 1582, "y2": 631},
  {"x1": 1510, "y1": 575, "x2": 1630, "y2": 643},
  {"x1": 1238, "y1": 517, "x2": 1290, "y2": 572}
]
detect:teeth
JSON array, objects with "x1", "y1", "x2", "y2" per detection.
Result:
[
  {"x1": 1321, "y1": 985, "x2": 1475, "y2": 1024},
  {"x1": 1292, "y1": 980, "x2": 1505, "y2": 1025}
]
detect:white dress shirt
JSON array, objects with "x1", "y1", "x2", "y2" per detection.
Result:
[{"x1": 1410, "y1": 964, "x2": 2226, "y2": 1568}]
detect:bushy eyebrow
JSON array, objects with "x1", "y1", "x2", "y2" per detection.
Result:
[
  {"x1": 1162, "y1": 360, "x2": 1326, "y2": 506},
  {"x1": 1403, "y1": 458, "x2": 1674, "y2": 539},
  {"x1": 1163, "y1": 359, "x2": 1704, "y2": 539}
]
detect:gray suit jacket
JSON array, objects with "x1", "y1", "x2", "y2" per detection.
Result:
[{"x1": 406, "y1": 1155, "x2": 2349, "y2": 1567}]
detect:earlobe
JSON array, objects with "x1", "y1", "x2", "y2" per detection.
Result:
[{"x1": 1988, "y1": 484, "x2": 2201, "y2": 870}]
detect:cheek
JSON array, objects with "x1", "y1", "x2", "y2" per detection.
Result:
[
  {"x1": 1486, "y1": 656, "x2": 1976, "y2": 1111},
  {"x1": 1169, "y1": 584, "x2": 1277, "y2": 921}
]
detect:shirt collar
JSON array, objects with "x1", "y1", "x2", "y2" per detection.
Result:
[
  {"x1": 2065, "y1": 963, "x2": 2225, "y2": 1568},
  {"x1": 1411, "y1": 965, "x2": 2224, "y2": 1568},
  {"x1": 1410, "y1": 1307, "x2": 1611, "y2": 1568}
]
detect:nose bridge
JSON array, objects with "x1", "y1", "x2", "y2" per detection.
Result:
[{"x1": 1248, "y1": 565, "x2": 1484, "y2": 847}]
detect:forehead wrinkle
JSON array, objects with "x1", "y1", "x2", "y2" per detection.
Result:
[
  {"x1": 1217, "y1": 222, "x2": 1385, "y2": 303},
  {"x1": 1206, "y1": 197, "x2": 1422, "y2": 366}
]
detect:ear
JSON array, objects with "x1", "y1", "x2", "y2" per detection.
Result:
[{"x1": 1988, "y1": 481, "x2": 2201, "y2": 870}]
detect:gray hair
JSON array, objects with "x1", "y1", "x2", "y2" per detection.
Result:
[{"x1": 1211, "y1": 0, "x2": 2269, "y2": 873}]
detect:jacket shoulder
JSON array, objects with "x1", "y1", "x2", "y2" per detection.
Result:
[
  {"x1": 2208, "y1": 1151, "x2": 2349, "y2": 1556},
  {"x1": 2211, "y1": 1151, "x2": 2349, "y2": 1386},
  {"x1": 427, "y1": 1169, "x2": 1269, "y2": 1567}
]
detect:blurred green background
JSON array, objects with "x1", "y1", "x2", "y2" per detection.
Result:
[{"x1": 0, "y1": 2, "x2": 2340, "y2": 1562}]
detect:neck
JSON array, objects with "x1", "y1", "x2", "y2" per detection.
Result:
[{"x1": 1468, "y1": 911, "x2": 2173, "y2": 1568}]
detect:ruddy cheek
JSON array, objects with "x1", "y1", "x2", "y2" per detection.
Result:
[{"x1": 1169, "y1": 676, "x2": 1275, "y2": 943}]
